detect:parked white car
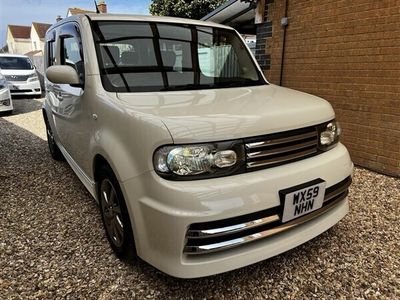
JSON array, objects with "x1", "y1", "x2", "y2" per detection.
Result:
[
  {"x1": 43, "y1": 14, "x2": 353, "y2": 278},
  {"x1": 0, "y1": 72, "x2": 13, "y2": 114},
  {"x1": 0, "y1": 54, "x2": 41, "y2": 98}
]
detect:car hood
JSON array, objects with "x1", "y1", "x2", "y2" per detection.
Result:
[{"x1": 117, "y1": 84, "x2": 335, "y2": 143}]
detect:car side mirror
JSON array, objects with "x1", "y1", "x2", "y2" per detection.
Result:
[{"x1": 46, "y1": 65, "x2": 82, "y2": 87}]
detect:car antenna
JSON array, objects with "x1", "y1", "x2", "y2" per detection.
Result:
[{"x1": 94, "y1": 0, "x2": 100, "y2": 13}]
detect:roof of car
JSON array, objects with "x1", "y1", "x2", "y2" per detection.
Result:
[
  {"x1": 63, "y1": 13, "x2": 232, "y2": 30},
  {"x1": 47, "y1": 14, "x2": 233, "y2": 38}
]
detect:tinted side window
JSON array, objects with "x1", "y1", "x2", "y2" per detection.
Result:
[
  {"x1": 61, "y1": 36, "x2": 85, "y2": 83},
  {"x1": 47, "y1": 40, "x2": 56, "y2": 66}
]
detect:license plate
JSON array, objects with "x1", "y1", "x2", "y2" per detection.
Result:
[{"x1": 280, "y1": 179, "x2": 326, "y2": 223}]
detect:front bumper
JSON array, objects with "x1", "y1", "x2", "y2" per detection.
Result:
[
  {"x1": 121, "y1": 143, "x2": 353, "y2": 278},
  {"x1": 0, "y1": 88, "x2": 13, "y2": 112},
  {"x1": 8, "y1": 80, "x2": 41, "y2": 96}
]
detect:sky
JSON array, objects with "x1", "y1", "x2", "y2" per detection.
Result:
[{"x1": 0, "y1": 0, "x2": 151, "y2": 46}]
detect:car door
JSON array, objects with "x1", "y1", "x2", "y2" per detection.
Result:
[{"x1": 50, "y1": 22, "x2": 94, "y2": 176}]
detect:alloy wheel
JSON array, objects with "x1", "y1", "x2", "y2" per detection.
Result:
[{"x1": 100, "y1": 179, "x2": 124, "y2": 248}]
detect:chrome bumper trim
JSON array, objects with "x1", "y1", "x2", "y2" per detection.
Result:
[
  {"x1": 184, "y1": 190, "x2": 348, "y2": 255},
  {"x1": 187, "y1": 214, "x2": 281, "y2": 239},
  {"x1": 184, "y1": 177, "x2": 352, "y2": 255}
]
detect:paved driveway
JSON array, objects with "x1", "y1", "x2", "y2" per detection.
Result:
[{"x1": 1, "y1": 98, "x2": 399, "y2": 299}]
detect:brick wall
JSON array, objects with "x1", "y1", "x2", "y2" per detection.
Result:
[
  {"x1": 260, "y1": 0, "x2": 400, "y2": 176},
  {"x1": 255, "y1": 21, "x2": 272, "y2": 69}
]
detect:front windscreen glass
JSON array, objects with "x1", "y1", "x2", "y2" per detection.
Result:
[
  {"x1": 92, "y1": 21, "x2": 266, "y2": 92},
  {"x1": 0, "y1": 56, "x2": 33, "y2": 70}
]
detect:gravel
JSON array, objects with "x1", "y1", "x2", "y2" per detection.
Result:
[{"x1": 1, "y1": 98, "x2": 399, "y2": 299}]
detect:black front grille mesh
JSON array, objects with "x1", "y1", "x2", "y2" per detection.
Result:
[{"x1": 5, "y1": 75, "x2": 30, "y2": 82}]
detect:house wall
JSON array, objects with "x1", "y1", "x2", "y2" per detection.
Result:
[
  {"x1": 6, "y1": 30, "x2": 15, "y2": 53},
  {"x1": 13, "y1": 39, "x2": 32, "y2": 55},
  {"x1": 259, "y1": 0, "x2": 400, "y2": 176},
  {"x1": 30, "y1": 27, "x2": 45, "y2": 52},
  {"x1": 7, "y1": 29, "x2": 32, "y2": 54}
]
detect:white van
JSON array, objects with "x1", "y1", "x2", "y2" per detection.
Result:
[
  {"x1": 0, "y1": 72, "x2": 13, "y2": 114},
  {"x1": 0, "y1": 54, "x2": 41, "y2": 98},
  {"x1": 43, "y1": 14, "x2": 353, "y2": 278}
]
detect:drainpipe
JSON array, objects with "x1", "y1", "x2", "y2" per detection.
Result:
[{"x1": 279, "y1": 0, "x2": 289, "y2": 86}]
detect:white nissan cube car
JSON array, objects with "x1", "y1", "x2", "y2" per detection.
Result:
[
  {"x1": 0, "y1": 72, "x2": 13, "y2": 114},
  {"x1": 43, "y1": 14, "x2": 353, "y2": 278},
  {"x1": 0, "y1": 54, "x2": 41, "y2": 98}
]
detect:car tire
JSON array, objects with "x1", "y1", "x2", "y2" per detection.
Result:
[
  {"x1": 44, "y1": 118, "x2": 64, "y2": 161},
  {"x1": 98, "y1": 166, "x2": 137, "y2": 263}
]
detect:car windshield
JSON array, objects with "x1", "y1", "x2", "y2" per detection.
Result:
[
  {"x1": 0, "y1": 56, "x2": 33, "y2": 70},
  {"x1": 92, "y1": 21, "x2": 266, "y2": 92}
]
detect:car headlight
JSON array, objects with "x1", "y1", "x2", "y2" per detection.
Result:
[
  {"x1": 0, "y1": 98, "x2": 10, "y2": 106},
  {"x1": 28, "y1": 75, "x2": 39, "y2": 82},
  {"x1": 153, "y1": 140, "x2": 245, "y2": 180},
  {"x1": 318, "y1": 120, "x2": 341, "y2": 151}
]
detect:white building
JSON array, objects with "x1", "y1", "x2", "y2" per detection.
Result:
[
  {"x1": 30, "y1": 22, "x2": 51, "y2": 53},
  {"x1": 6, "y1": 23, "x2": 51, "y2": 55},
  {"x1": 7, "y1": 25, "x2": 31, "y2": 54},
  {"x1": 66, "y1": 0, "x2": 107, "y2": 17}
]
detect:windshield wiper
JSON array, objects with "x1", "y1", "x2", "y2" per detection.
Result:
[
  {"x1": 160, "y1": 83, "x2": 215, "y2": 91},
  {"x1": 222, "y1": 78, "x2": 261, "y2": 87}
]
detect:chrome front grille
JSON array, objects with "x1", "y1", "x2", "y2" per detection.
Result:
[
  {"x1": 245, "y1": 126, "x2": 319, "y2": 170},
  {"x1": 184, "y1": 176, "x2": 352, "y2": 255},
  {"x1": 5, "y1": 75, "x2": 29, "y2": 82}
]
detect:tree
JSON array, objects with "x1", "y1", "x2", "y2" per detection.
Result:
[
  {"x1": 0, "y1": 44, "x2": 8, "y2": 53},
  {"x1": 150, "y1": 0, "x2": 228, "y2": 20}
]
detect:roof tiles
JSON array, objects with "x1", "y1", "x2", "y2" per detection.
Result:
[{"x1": 8, "y1": 25, "x2": 31, "y2": 39}]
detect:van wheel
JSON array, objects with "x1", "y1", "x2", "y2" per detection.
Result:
[
  {"x1": 98, "y1": 166, "x2": 136, "y2": 263},
  {"x1": 44, "y1": 119, "x2": 64, "y2": 161}
]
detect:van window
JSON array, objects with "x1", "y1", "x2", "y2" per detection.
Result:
[
  {"x1": 0, "y1": 56, "x2": 34, "y2": 70},
  {"x1": 92, "y1": 21, "x2": 266, "y2": 92},
  {"x1": 61, "y1": 36, "x2": 85, "y2": 83},
  {"x1": 47, "y1": 40, "x2": 56, "y2": 66}
]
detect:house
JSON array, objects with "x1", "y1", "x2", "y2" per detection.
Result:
[
  {"x1": 66, "y1": 0, "x2": 107, "y2": 17},
  {"x1": 203, "y1": 0, "x2": 400, "y2": 177},
  {"x1": 66, "y1": 7, "x2": 95, "y2": 17},
  {"x1": 6, "y1": 22, "x2": 51, "y2": 55},
  {"x1": 7, "y1": 25, "x2": 31, "y2": 55},
  {"x1": 30, "y1": 22, "x2": 52, "y2": 53}
]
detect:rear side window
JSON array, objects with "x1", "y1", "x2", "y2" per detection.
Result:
[
  {"x1": 47, "y1": 40, "x2": 56, "y2": 66},
  {"x1": 61, "y1": 36, "x2": 85, "y2": 83}
]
